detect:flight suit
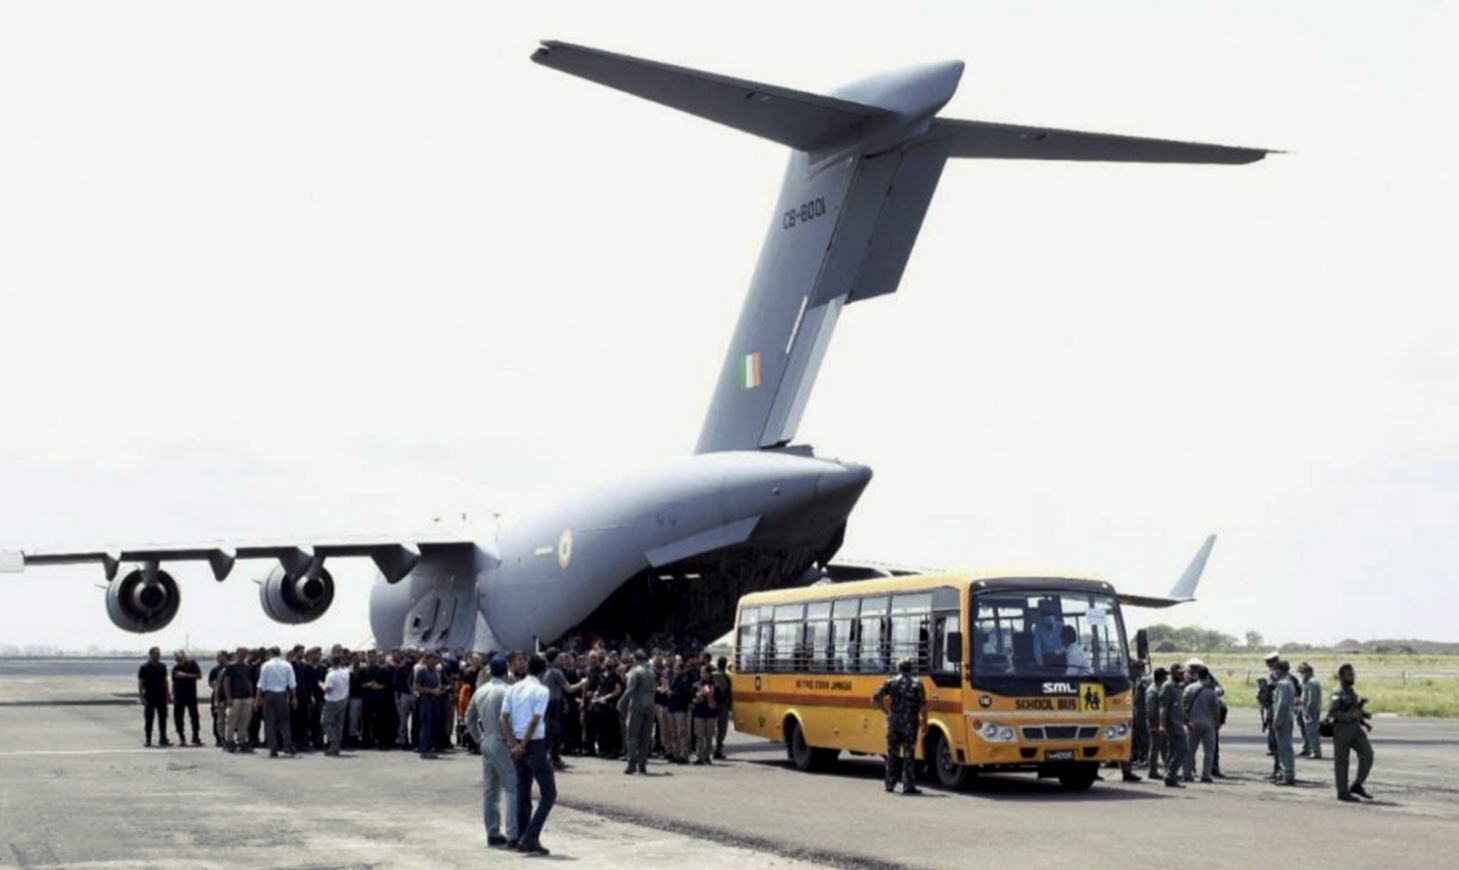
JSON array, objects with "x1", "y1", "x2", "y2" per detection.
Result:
[
  {"x1": 872, "y1": 672, "x2": 926, "y2": 793},
  {"x1": 1157, "y1": 678, "x2": 1188, "y2": 785},
  {"x1": 1183, "y1": 679, "x2": 1220, "y2": 781},
  {"x1": 1328, "y1": 684, "x2": 1374, "y2": 800},
  {"x1": 1271, "y1": 675, "x2": 1296, "y2": 784},
  {"x1": 622, "y1": 663, "x2": 657, "y2": 773},
  {"x1": 1301, "y1": 676, "x2": 1323, "y2": 758},
  {"x1": 1145, "y1": 679, "x2": 1166, "y2": 780}
]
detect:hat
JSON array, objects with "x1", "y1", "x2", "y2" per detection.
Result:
[
  {"x1": 633, "y1": 648, "x2": 648, "y2": 662},
  {"x1": 1264, "y1": 651, "x2": 1281, "y2": 663},
  {"x1": 1185, "y1": 657, "x2": 1205, "y2": 671},
  {"x1": 488, "y1": 656, "x2": 507, "y2": 677}
]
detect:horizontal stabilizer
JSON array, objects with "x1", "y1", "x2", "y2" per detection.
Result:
[
  {"x1": 933, "y1": 119, "x2": 1270, "y2": 164},
  {"x1": 531, "y1": 41, "x2": 889, "y2": 151},
  {"x1": 1118, "y1": 534, "x2": 1217, "y2": 609}
]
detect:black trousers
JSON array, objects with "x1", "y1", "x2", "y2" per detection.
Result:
[
  {"x1": 173, "y1": 696, "x2": 200, "y2": 741},
  {"x1": 546, "y1": 699, "x2": 563, "y2": 763},
  {"x1": 143, "y1": 697, "x2": 169, "y2": 742}
]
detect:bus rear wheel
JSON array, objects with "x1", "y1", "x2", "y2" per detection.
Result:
[
  {"x1": 785, "y1": 719, "x2": 838, "y2": 772},
  {"x1": 927, "y1": 729, "x2": 976, "y2": 790},
  {"x1": 1056, "y1": 762, "x2": 1100, "y2": 791}
]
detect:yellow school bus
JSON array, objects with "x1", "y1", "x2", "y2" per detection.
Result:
[{"x1": 730, "y1": 573, "x2": 1134, "y2": 790}]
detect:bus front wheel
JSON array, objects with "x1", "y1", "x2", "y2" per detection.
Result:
[
  {"x1": 926, "y1": 729, "x2": 976, "y2": 790},
  {"x1": 1056, "y1": 763, "x2": 1100, "y2": 791}
]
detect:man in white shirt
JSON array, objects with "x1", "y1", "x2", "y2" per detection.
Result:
[
  {"x1": 467, "y1": 656, "x2": 517, "y2": 848},
  {"x1": 321, "y1": 657, "x2": 352, "y2": 757},
  {"x1": 254, "y1": 646, "x2": 297, "y2": 758},
  {"x1": 501, "y1": 655, "x2": 554, "y2": 857}
]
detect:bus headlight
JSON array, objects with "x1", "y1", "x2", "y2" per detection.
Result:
[
  {"x1": 1105, "y1": 723, "x2": 1129, "y2": 740},
  {"x1": 980, "y1": 722, "x2": 1015, "y2": 742}
]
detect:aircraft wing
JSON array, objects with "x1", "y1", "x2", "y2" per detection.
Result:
[
  {"x1": 0, "y1": 534, "x2": 480, "y2": 583},
  {"x1": 531, "y1": 40, "x2": 891, "y2": 152},
  {"x1": 1117, "y1": 534, "x2": 1217, "y2": 609},
  {"x1": 932, "y1": 118, "x2": 1271, "y2": 164}
]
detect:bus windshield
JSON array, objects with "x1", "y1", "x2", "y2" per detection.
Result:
[{"x1": 972, "y1": 590, "x2": 1126, "y2": 678}]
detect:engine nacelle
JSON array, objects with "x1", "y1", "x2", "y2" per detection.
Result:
[
  {"x1": 259, "y1": 564, "x2": 335, "y2": 624},
  {"x1": 106, "y1": 567, "x2": 181, "y2": 633}
]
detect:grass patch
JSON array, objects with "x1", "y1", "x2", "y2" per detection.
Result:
[{"x1": 1151, "y1": 651, "x2": 1459, "y2": 718}]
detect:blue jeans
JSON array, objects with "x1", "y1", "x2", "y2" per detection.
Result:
[
  {"x1": 417, "y1": 696, "x2": 437, "y2": 754},
  {"x1": 514, "y1": 740, "x2": 556, "y2": 843}
]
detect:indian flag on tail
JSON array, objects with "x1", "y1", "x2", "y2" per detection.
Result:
[{"x1": 740, "y1": 352, "x2": 761, "y2": 389}]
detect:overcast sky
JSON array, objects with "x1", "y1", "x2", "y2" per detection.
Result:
[{"x1": 2, "y1": 1, "x2": 1455, "y2": 651}]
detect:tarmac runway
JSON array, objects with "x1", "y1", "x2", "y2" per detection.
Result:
[{"x1": 2, "y1": 660, "x2": 1458, "y2": 869}]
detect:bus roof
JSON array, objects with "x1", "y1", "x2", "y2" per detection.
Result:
[{"x1": 738, "y1": 572, "x2": 1117, "y2": 607}]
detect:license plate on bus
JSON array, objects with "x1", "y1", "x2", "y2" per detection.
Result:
[{"x1": 1045, "y1": 750, "x2": 1075, "y2": 761}]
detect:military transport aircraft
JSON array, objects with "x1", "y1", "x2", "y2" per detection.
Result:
[{"x1": 0, "y1": 42, "x2": 1266, "y2": 651}]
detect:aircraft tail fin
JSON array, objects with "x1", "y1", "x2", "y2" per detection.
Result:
[
  {"x1": 1118, "y1": 534, "x2": 1216, "y2": 609},
  {"x1": 533, "y1": 41, "x2": 1273, "y2": 453}
]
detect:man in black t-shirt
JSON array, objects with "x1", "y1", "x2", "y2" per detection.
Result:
[
  {"x1": 171, "y1": 650, "x2": 203, "y2": 746},
  {"x1": 137, "y1": 647, "x2": 172, "y2": 748}
]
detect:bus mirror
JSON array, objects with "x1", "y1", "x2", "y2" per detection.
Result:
[
  {"x1": 1135, "y1": 629, "x2": 1149, "y2": 663},
  {"x1": 946, "y1": 631, "x2": 963, "y2": 664}
]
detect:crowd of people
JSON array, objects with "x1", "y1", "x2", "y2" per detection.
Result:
[
  {"x1": 135, "y1": 639, "x2": 734, "y2": 857},
  {"x1": 1126, "y1": 652, "x2": 1375, "y2": 801},
  {"x1": 136, "y1": 640, "x2": 733, "y2": 766}
]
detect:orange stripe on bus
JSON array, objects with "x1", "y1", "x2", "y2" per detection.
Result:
[{"x1": 738, "y1": 691, "x2": 961, "y2": 714}]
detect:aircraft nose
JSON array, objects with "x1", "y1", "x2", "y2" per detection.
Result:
[{"x1": 817, "y1": 462, "x2": 873, "y2": 500}]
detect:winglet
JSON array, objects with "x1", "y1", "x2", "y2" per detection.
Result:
[
  {"x1": 0, "y1": 550, "x2": 24, "y2": 573},
  {"x1": 1117, "y1": 534, "x2": 1217, "y2": 609},
  {"x1": 1170, "y1": 534, "x2": 1216, "y2": 600}
]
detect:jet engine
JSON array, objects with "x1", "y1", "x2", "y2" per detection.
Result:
[
  {"x1": 258, "y1": 563, "x2": 335, "y2": 624},
  {"x1": 106, "y1": 566, "x2": 181, "y2": 633}
]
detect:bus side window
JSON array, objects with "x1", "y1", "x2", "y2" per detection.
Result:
[
  {"x1": 832, "y1": 597, "x2": 859, "y2": 672},
  {"x1": 858, "y1": 596, "x2": 889, "y2": 673}
]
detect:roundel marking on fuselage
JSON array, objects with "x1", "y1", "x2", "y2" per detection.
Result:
[{"x1": 557, "y1": 528, "x2": 574, "y2": 570}]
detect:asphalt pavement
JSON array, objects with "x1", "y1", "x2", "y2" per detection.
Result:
[{"x1": 2, "y1": 661, "x2": 1457, "y2": 869}]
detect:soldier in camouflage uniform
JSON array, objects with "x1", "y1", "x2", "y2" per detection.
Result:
[{"x1": 872, "y1": 658, "x2": 927, "y2": 795}]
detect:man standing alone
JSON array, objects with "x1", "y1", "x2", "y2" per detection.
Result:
[
  {"x1": 872, "y1": 658, "x2": 926, "y2": 795},
  {"x1": 137, "y1": 647, "x2": 172, "y2": 748},
  {"x1": 1329, "y1": 663, "x2": 1375, "y2": 802}
]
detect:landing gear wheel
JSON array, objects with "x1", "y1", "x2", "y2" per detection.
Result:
[
  {"x1": 928, "y1": 729, "x2": 976, "y2": 790},
  {"x1": 1057, "y1": 762, "x2": 1100, "y2": 791}
]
